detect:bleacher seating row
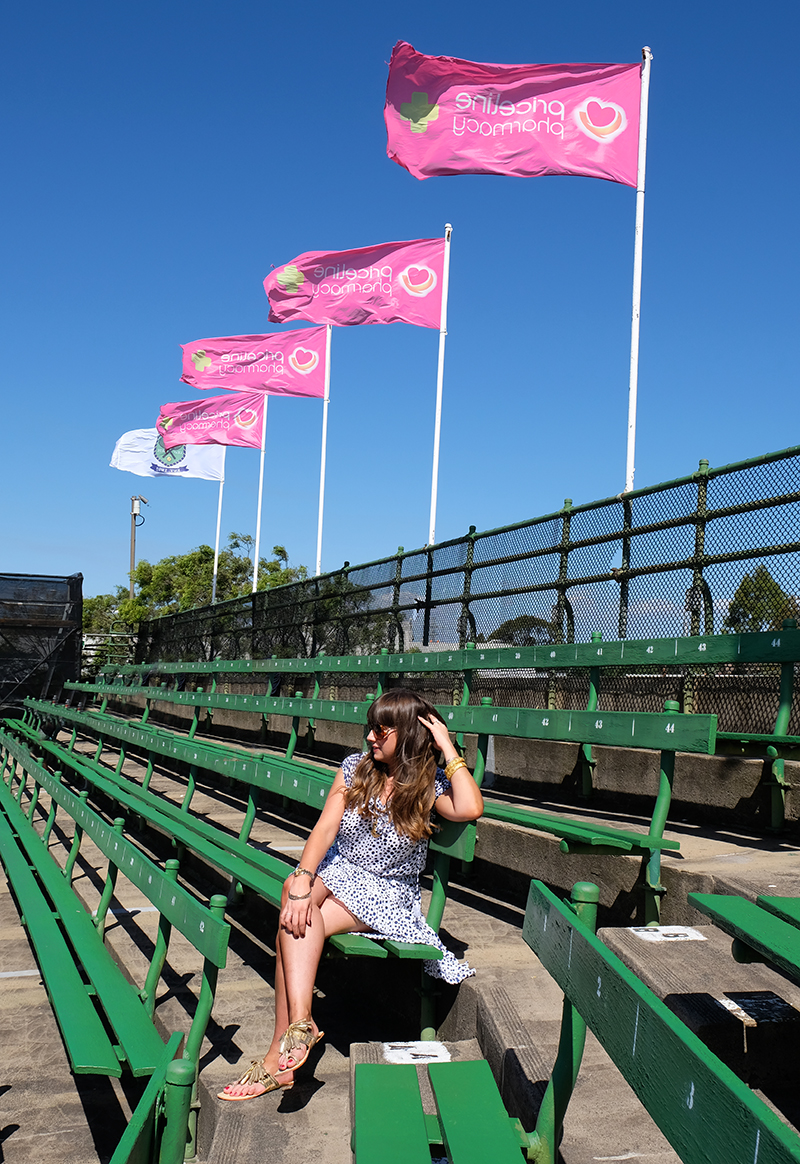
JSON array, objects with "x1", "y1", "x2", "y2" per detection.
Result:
[
  {"x1": 2, "y1": 623, "x2": 799, "y2": 1161},
  {"x1": 0, "y1": 729, "x2": 229, "y2": 1163}
]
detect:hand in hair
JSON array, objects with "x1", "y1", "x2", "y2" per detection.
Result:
[{"x1": 418, "y1": 713, "x2": 456, "y2": 761}]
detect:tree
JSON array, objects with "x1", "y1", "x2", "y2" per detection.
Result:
[
  {"x1": 482, "y1": 612, "x2": 557, "y2": 646},
  {"x1": 723, "y1": 565, "x2": 800, "y2": 633},
  {"x1": 83, "y1": 589, "x2": 129, "y2": 632},
  {"x1": 83, "y1": 536, "x2": 307, "y2": 630}
]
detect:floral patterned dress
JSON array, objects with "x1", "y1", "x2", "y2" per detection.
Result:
[{"x1": 316, "y1": 752, "x2": 474, "y2": 983}]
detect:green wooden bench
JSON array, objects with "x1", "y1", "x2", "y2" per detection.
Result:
[
  {"x1": 4, "y1": 714, "x2": 292, "y2": 907},
  {"x1": 0, "y1": 729, "x2": 230, "y2": 1160},
  {"x1": 25, "y1": 683, "x2": 717, "y2": 923},
  {"x1": 353, "y1": 879, "x2": 800, "y2": 1163},
  {"x1": 109, "y1": 1033, "x2": 191, "y2": 1164},
  {"x1": 67, "y1": 623, "x2": 800, "y2": 858},
  {"x1": 5, "y1": 712, "x2": 474, "y2": 1037},
  {"x1": 688, "y1": 892, "x2": 800, "y2": 985}
]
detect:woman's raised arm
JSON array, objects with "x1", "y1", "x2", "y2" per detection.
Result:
[{"x1": 418, "y1": 714, "x2": 484, "y2": 822}]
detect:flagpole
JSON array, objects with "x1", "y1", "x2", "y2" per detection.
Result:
[
  {"x1": 427, "y1": 222, "x2": 452, "y2": 546},
  {"x1": 252, "y1": 395, "x2": 269, "y2": 592},
  {"x1": 624, "y1": 47, "x2": 653, "y2": 494},
  {"x1": 211, "y1": 446, "x2": 226, "y2": 604},
  {"x1": 315, "y1": 325, "x2": 332, "y2": 576}
]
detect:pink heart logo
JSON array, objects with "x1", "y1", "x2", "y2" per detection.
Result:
[
  {"x1": 295, "y1": 349, "x2": 313, "y2": 365},
  {"x1": 586, "y1": 100, "x2": 617, "y2": 128},
  {"x1": 406, "y1": 267, "x2": 427, "y2": 286}
]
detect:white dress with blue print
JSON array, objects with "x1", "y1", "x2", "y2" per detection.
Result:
[{"x1": 316, "y1": 752, "x2": 474, "y2": 984}]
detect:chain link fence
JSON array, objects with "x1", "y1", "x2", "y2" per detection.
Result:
[{"x1": 136, "y1": 446, "x2": 800, "y2": 733}]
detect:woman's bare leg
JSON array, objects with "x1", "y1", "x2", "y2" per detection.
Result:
[
  {"x1": 274, "y1": 893, "x2": 371, "y2": 1071},
  {"x1": 219, "y1": 882, "x2": 369, "y2": 1098}
]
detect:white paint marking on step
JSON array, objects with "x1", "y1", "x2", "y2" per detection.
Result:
[
  {"x1": 628, "y1": 926, "x2": 706, "y2": 943},
  {"x1": 632, "y1": 1003, "x2": 639, "y2": 1056},
  {"x1": 0, "y1": 969, "x2": 41, "y2": 978},
  {"x1": 593, "y1": 1154, "x2": 656, "y2": 1161},
  {"x1": 382, "y1": 1040, "x2": 451, "y2": 1065},
  {"x1": 91, "y1": 906, "x2": 158, "y2": 917}
]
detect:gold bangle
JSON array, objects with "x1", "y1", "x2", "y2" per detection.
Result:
[
  {"x1": 444, "y1": 756, "x2": 468, "y2": 779},
  {"x1": 288, "y1": 890, "x2": 312, "y2": 901}
]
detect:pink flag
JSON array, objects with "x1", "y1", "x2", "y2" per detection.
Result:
[
  {"x1": 180, "y1": 327, "x2": 327, "y2": 397},
  {"x1": 385, "y1": 42, "x2": 641, "y2": 187},
  {"x1": 264, "y1": 237, "x2": 445, "y2": 328},
  {"x1": 157, "y1": 391, "x2": 265, "y2": 450}
]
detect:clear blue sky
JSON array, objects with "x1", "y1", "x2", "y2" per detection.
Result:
[{"x1": 3, "y1": 1, "x2": 798, "y2": 599}]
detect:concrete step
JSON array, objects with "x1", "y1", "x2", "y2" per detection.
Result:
[{"x1": 600, "y1": 922, "x2": 800, "y2": 1126}]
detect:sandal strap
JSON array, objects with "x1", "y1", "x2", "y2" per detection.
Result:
[
  {"x1": 233, "y1": 1059, "x2": 279, "y2": 1089},
  {"x1": 279, "y1": 1019, "x2": 314, "y2": 1055}
]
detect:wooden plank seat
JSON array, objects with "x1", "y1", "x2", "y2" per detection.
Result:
[
  {"x1": 353, "y1": 879, "x2": 800, "y2": 1163},
  {"x1": 78, "y1": 622, "x2": 800, "y2": 688},
  {"x1": 757, "y1": 895, "x2": 800, "y2": 929},
  {"x1": 688, "y1": 892, "x2": 800, "y2": 985},
  {"x1": 0, "y1": 730, "x2": 230, "y2": 1086},
  {"x1": 24, "y1": 687, "x2": 716, "y2": 922},
  {"x1": 353, "y1": 1059, "x2": 527, "y2": 1164}
]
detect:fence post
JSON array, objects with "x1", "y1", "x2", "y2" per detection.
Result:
[
  {"x1": 423, "y1": 547, "x2": 434, "y2": 647},
  {"x1": 392, "y1": 547, "x2": 404, "y2": 651},
  {"x1": 618, "y1": 497, "x2": 632, "y2": 639},
  {"x1": 458, "y1": 527, "x2": 477, "y2": 647},
  {"x1": 685, "y1": 459, "x2": 711, "y2": 714},
  {"x1": 554, "y1": 499, "x2": 573, "y2": 645}
]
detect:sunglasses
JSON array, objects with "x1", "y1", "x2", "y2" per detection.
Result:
[{"x1": 371, "y1": 724, "x2": 396, "y2": 742}]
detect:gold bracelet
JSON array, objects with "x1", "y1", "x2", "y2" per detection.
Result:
[
  {"x1": 288, "y1": 889, "x2": 312, "y2": 901},
  {"x1": 444, "y1": 756, "x2": 468, "y2": 779}
]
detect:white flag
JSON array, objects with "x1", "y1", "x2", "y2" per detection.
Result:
[{"x1": 110, "y1": 428, "x2": 225, "y2": 480}]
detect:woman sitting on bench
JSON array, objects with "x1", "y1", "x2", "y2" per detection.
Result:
[{"x1": 218, "y1": 688, "x2": 484, "y2": 1101}]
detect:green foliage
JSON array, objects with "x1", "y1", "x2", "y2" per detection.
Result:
[
  {"x1": 723, "y1": 565, "x2": 800, "y2": 633},
  {"x1": 481, "y1": 612, "x2": 558, "y2": 646},
  {"x1": 83, "y1": 536, "x2": 307, "y2": 630},
  {"x1": 83, "y1": 590, "x2": 129, "y2": 632}
]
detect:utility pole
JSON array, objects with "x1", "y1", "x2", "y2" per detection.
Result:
[{"x1": 129, "y1": 495, "x2": 148, "y2": 599}]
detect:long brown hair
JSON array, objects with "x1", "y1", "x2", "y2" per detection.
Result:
[{"x1": 346, "y1": 689, "x2": 447, "y2": 842}]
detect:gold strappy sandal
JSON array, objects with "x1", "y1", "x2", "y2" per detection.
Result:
[
  {"x1": 278, "y1": 1020, "x2": 325, "y2": 1072},
  {"x1": 217, "y1": 1058, "x2": 293, "y2": 1102}
]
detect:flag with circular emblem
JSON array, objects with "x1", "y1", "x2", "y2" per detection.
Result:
[
  {"x1": 264, "y1": 236, "x2": 445, "y2": 328},
  {"x1": 385, "y1": 41, "x2": 641, "y2": 186},
  {"x1": 181, "y1": 326, "x2": 327, "y2": 397},
  {"x1": 110, "y1": 428, "x2": 225, "y2": 479},
  {"x1": 157, "y1": 391, "x2": 266, "y2": 450}
]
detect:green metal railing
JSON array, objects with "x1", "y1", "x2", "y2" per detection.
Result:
[{"x1": 135, "y1": 444, "x2": 800, "y2": 734}]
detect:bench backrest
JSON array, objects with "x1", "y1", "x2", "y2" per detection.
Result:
[
  {"x1": 2, "y1": 732, "x2": 229, "y2": 966},
  {"x1": 523, "y1": 879, "x2": 800, "y2": 1164},
  {"x1": 87, "y1": 625, "x2": 800, "y2": 682},
  {"x1": 54, "y1": 690, "x2": 719, "y2": 756}
]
